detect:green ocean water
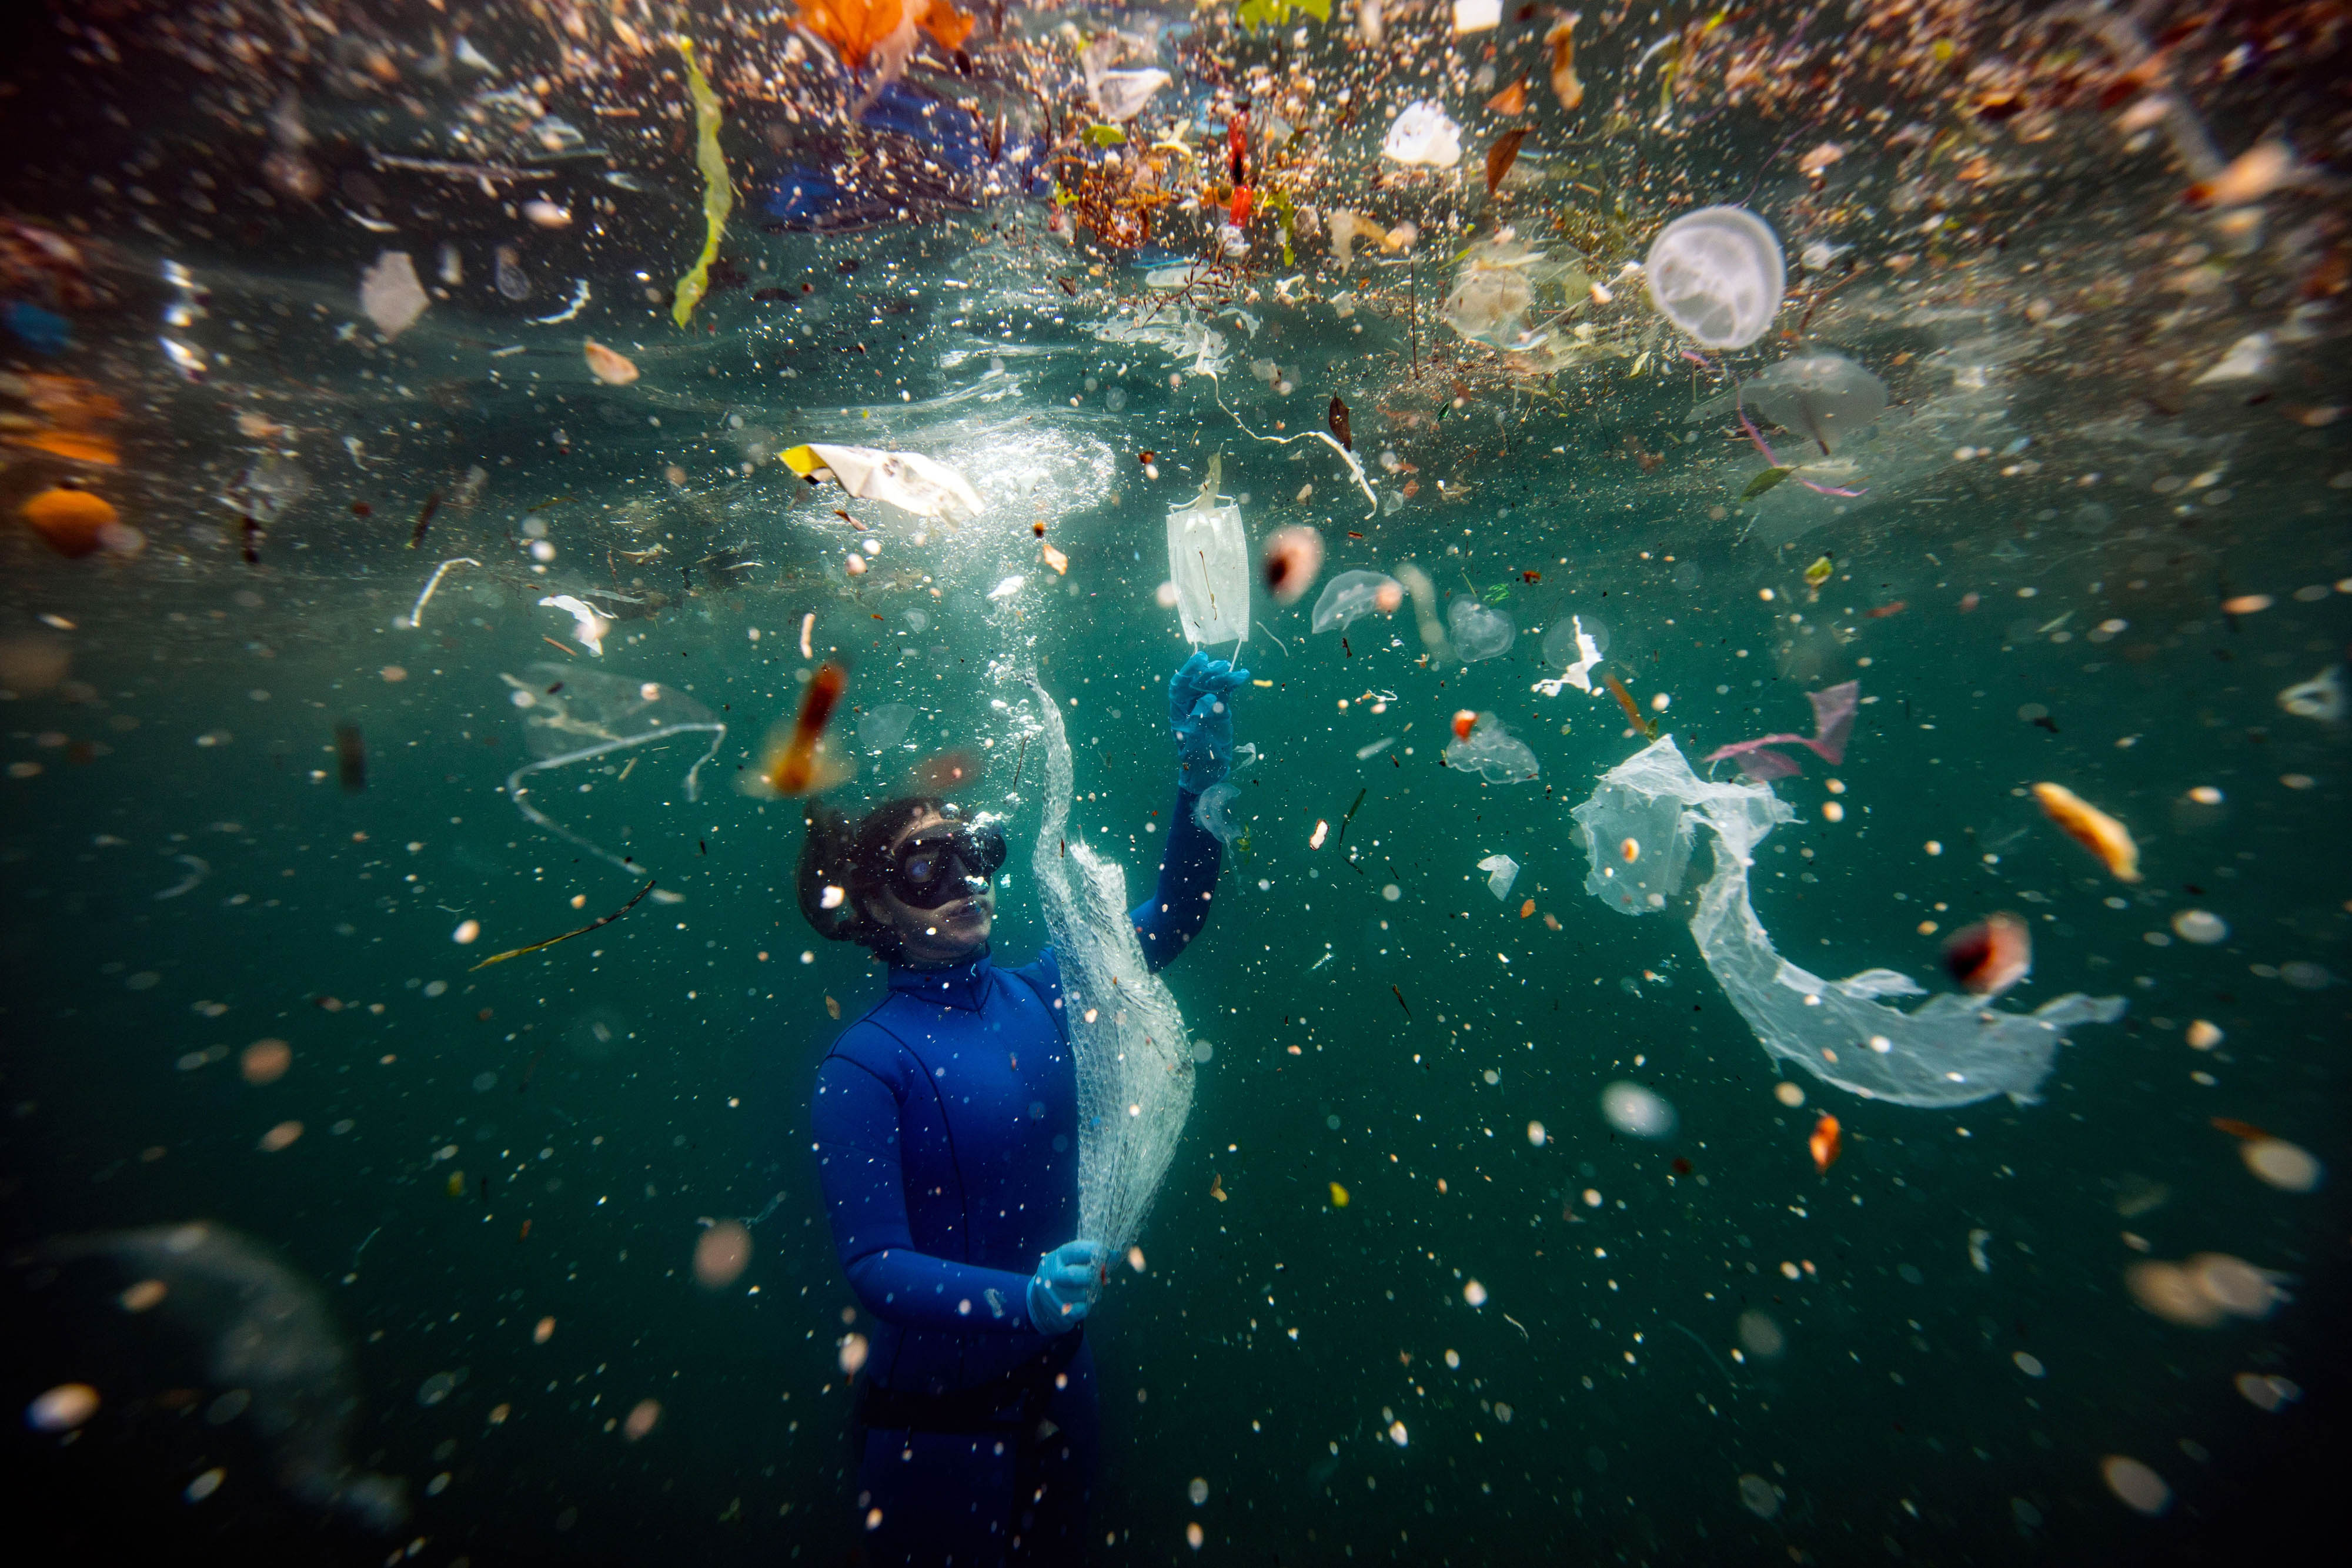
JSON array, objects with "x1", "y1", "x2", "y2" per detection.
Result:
[{"x1": 4, "y1": 4, "x2": 2349, "y2": 1564}]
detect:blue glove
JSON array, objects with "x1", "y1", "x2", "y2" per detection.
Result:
[
  {"x1": 1170, "y1": 650, "x2": 1252, "y2": 788},
  {"x1": 1027, "y1": 1240, "x2": 1105, "y2": 1336}
]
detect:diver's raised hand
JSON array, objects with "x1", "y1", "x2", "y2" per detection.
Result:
[
  {"x1": 1027, "y1": 1240, "x2": 1105, "y2": 1335},
  {"x1": 1169, "y1": 650, "x2": 1252, "y2": 788}
]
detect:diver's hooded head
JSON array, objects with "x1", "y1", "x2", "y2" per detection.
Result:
[{"x1": 798, "y1": 795, "x2": 997, "y2": 968}]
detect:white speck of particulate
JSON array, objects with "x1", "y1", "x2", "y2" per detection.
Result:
[
  {"x1": 185, "y1": 1468, "x2": 226, "y2": 1503},
  {"x1": 2101, "y1": 1455, "x2": 2171, "y2": 1516},
  {"x1": 1462, "y1": 1279, "x2": 1488, "y2": 1307},
  {"x1": 2241, "y1": 1138, "x2": 2322, "y2": 1192},
  {"x1": 1527, "y1": 1121, "x2": 1546, "y2": 1146},
  {"x1": 1388, "y1": 1420, "x2": 1409, "y2": 1447},
  {"x1": 1188, "y1": 1478, "x2": 1210, "y2": 1506},
  {"x1": 26, "y1": 1383, "x2": 99, "y2": 1431},
  {"x1": 452, "y1": 920, "x2": 480, "y2": 944},
  {"x1": 2235, "y1": 1372, "x2": 2303, "y2": 1412},
  {"x1": 2171, "y1": 909, "x2": 2229, "y2": 944},
  {"x1": 2013, "y1": 1350, "x2": 2046, "y2": 1378}
]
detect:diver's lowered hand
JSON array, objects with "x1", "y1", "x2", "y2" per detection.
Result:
[
  {"x1": 1026, "y1": 1240, "x2": 1104, "y2": 1335},
  {"x1": 1170, "y1": 650, "x2": 1252, "y2": 788}
]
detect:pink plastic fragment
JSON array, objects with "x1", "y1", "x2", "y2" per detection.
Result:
[
  {"x1": 1728, "y1": 746, "x2": 1802, "y2": 782},
  {"x1": 1803, "y1": 680, "x2": 1858, "y2": 764},
  {"x1": 1704, "y1": 681, "x2": 1860, "y2": 777}
]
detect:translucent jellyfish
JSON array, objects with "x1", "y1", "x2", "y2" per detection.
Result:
[
  {"x1": 499, "y1": 663, "x2": 726, "y2": 875},
  {"x1": 1446, "y1": 597, "x2": 1516, "y2": 661},
  {"x1": 31, "y1": 1223, "x2": 408, "y2": 1529},
  {"x1": 1444, "y1": 714, "x2": 1539, "y2": 784},
  {"x1": 1741, "y1": 352, "x2": 1888, "y2": 456},
  {"x1": 857, "y1": 701, "x2": 916, "y2": 753},
  {"x1": 1601, "y1": 1081, "x2": 1677, "y2": 1138},
  {"x1": 1311, "y1": 570, "x2": 1404, "y2": 633},
  {"x1": 1477, "y1": 854, "x2": 1519, "y2": 900},
  {"x1": 1192, "y1": 781, "x2": 1245, "y2": 849},
  {"x1": 1575, "y1": 737, "x2": 2125, "y2": 1108},
  {"x1": 566, "y1": 1005, "x2": 630, "y2": 1060},
  {"x1": 1442, "y1": 251, "x2": 1534, "y2": 348},
  {"x1": 1643, "y1": 206, "x2": 1785, "y2": 349}
]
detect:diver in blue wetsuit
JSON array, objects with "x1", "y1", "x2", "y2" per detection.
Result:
[{"x1": 798, "y1": 651, "x2": 1249, "y2": 1566}]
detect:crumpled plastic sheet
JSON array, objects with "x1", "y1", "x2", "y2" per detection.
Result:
[
  {"x1": 1575, "y1": 737, "x2": 2124, "y2": 1108},
  {"x1": 1026, "y1": 676, "x2": 1193, "y2": 1257}
]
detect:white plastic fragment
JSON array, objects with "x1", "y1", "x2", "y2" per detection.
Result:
[
  {"x1": 799, "y1": 444, "x2": 984, "y2": 522},
  {"x1": 1382, "y1": 101, "x2": 1464, "y2": 169},
  {"x1": 2192, "y1": 331, "x2": 2273, "y2": 384},
  {"x1": 1572, "y1": 737, "x2": 2125, "y2": 1108},
  {"x1": 1477, "y1": 854, "x2": 1520, "y2": 900},
  {"x1": 1093, "y1": 69, "x2": 1171, "y2": 122},
  {"x1": 1533, "y1": 614, "x2": 1605, "y2": 697},
  {"x1": 1452, "y1": 0, "x2": 1501, "y2": 34},
  {"x1": 359, "y1": 250, "x2": 430, "y2": 338},
  {"x1": 537, "y1": 594, "x2": 610, "y2": 656}
]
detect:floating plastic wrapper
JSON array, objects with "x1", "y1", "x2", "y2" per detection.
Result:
[
  {"x1": 1165, "y1": 457, "x2": 1251, "y2": 648},
  {"x1": 499, "y1": 663, "x2": 724, "y2": 877},
  {"x1": 1573, "y1": 737, "x2": 2124, "y2": 1108},
  {"x1": 1478, "y1": 853, "x2": 1520, "y2": 900},
  {"x1": 1025, "y1": 674, "x2": 1193, "y2": 1257},
  {"x1": 783, "y1": 443, "x2": 983, "y2": 523}
]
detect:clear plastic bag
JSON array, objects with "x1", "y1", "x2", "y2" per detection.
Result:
[{"x1": 1575, "y1": 737, "x2": 2124, "y2": 1107}]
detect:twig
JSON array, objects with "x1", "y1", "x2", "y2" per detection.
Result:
[{"x1": 470, "y1": 880, "x2": 657, "y2": 970}]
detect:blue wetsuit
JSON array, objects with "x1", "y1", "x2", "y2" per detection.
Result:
[{"x1": 812, "y1": 787, "x2": 1222, "y2": 1565}]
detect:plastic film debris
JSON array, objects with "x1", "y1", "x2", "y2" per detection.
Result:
[{"x1": 1575, "y1": 737, "x2": 2124, "y2": 1107}]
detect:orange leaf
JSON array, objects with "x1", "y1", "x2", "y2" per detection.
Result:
[
  {"x1": 797, "y1": 0, "x2": 908, "y2": 68},
  {"x1": 917, "y1": 0, "x2": 975, "y2": 51},
  {"x1": 3, "y1": 429, "x2": 119, "y2": 465}
]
